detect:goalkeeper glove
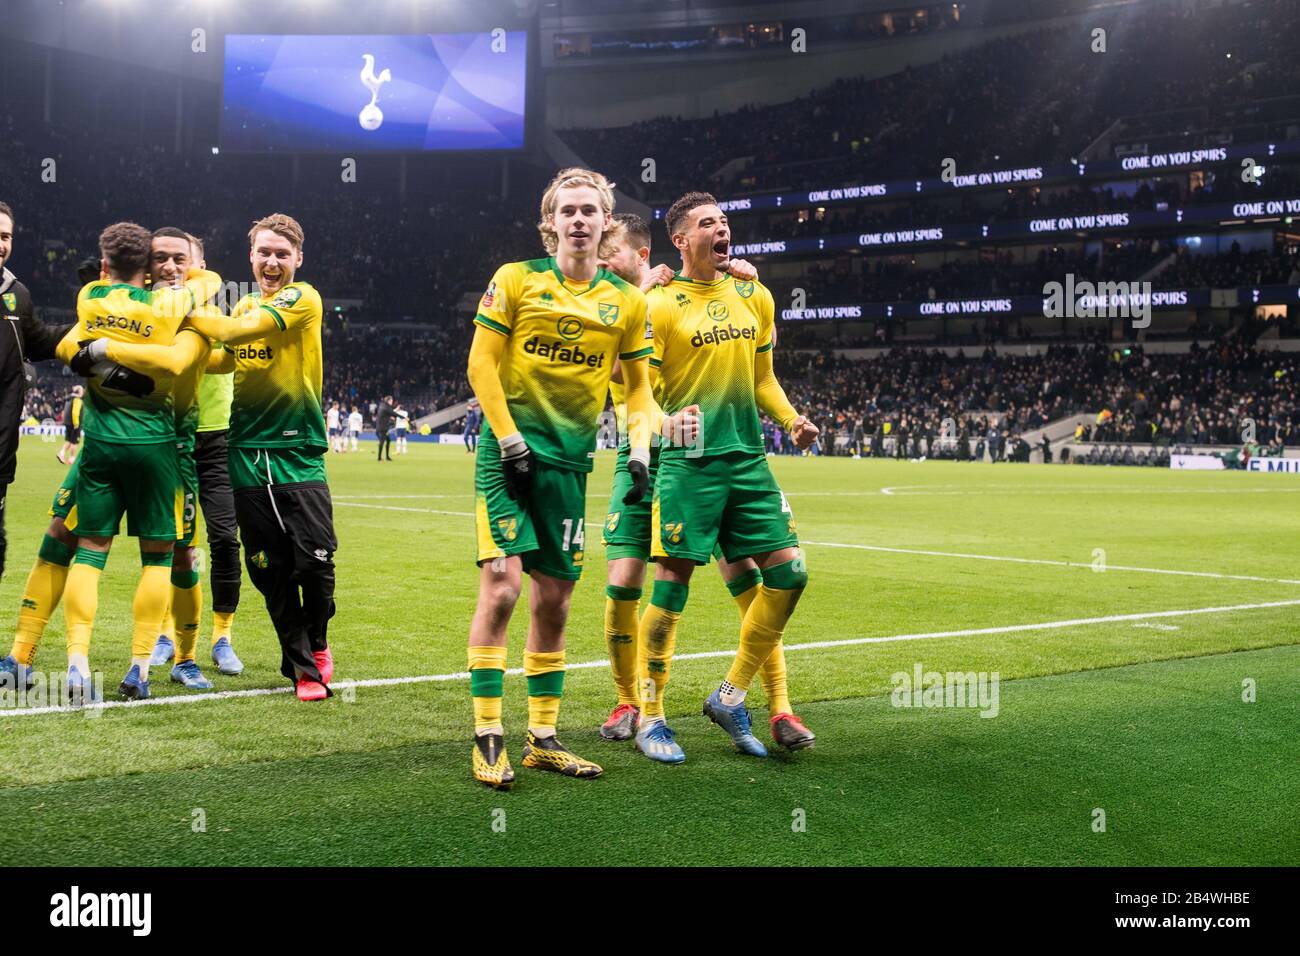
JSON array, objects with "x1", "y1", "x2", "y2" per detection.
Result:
[
  {"x1": 68, "y1": 339, "x2": 108, "y2": 377},
  {"x1": 98, "y1": 363, "x2": 156, "y2": 398},
  {"x1": 623, "y1": 449, "x2": 651, "y2": 505},
  {"x1": 498, "y1": 432, "x2": 535, "y2": 502}
]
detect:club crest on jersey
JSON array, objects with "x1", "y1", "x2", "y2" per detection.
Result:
[
  {"x1": 269, "y1": 286, "x2": 301, "y2": 309},
  {"x1": 706, "y1": 301, "x2": 730, "y2": 322},
  {"x1": 598, "y1": 302, "x2": 620, "y2": 326},
  {"x1": 481, "y1": 281, "x2": 497, "y2": 309},
  {"x1": 1, "y1": 293, "x2": 15, "y2": 313},
  {"x1": 733, "y1": 279, "x2": 754, "y2": 298},
  {"x1": 556, "y1": 316, "x2": 584, "y2": 341}
]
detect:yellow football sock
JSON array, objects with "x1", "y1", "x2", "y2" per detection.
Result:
[
  {"x1": 171, "y1": 569, "x2": 202, "y2": 664},
  {"x1": 64, "y1": 548, "x2": 108, "y2": 662},
  {"x1": 12, "y1": 537, "x2": 75, "y2": 666},
  {"x1": 468, "y1": 644, "x2": 507, "y2": 735},
  {"x1": 725, "y1": 560, "x2": 806, "y2": 693},
  {"x1": 524, "y1": 649, "x2": 564, "y2": 737},
  {"x1": 604, "y1": 585, "x2": 641, "y2": 707},
  {"x1": 637, "y1": 580, "x2": 686, "y2": 720},
  {"x1": 132, "y1": 557, "x2": 173, "y2": 661},
  {"x1": 211, "y1": 610, "x2": 235, "y2": 647},
  {"x1": 726, "y1": 570, "x2": 793, "y2": 714}
]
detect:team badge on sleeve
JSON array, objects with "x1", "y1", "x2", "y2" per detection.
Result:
[
  {"x1": 481, "y1": 281, "x2": 497, "y2": 309},
  {"x1": 270, "y1": 286, "x2": 301, "y2": 309}
]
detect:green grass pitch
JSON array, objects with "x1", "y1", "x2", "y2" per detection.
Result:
[{"x1": 1, "y1": 436, "x2": 1296, "y2": 866}]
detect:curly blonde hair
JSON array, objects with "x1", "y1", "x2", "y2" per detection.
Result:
[{"x1": 537, "y1": 167, "x2": 622, "y2": 259}]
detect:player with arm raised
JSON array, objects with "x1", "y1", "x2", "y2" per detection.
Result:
[
  {"x1": 597, "y1": 213, "x2": 814, "y2": 756},
  {"x1": 184, "y1": 214, "x2": 336, "y2": 702},
  {"x1": 643, "y1": 192, "x2": 818, "y2": 759},
  {"x1": 464, "y1": 167, "x2": 655, "y2": 789}
]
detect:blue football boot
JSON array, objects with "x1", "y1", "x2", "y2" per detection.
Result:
[
  {"x1": 703, "y1": 688, "x2": 768, "y2": 757},
  {"x1": 211, "y1": 637, "x2": 244, "y2": 676},
  {"x1": 170, "y1": 660, "x2": 214, "y2": 690},
  {"x1": 148, "y1": 634, "x2": 175, "y2": 667},
  {"x1": 0, "y1": 655, "x2": 33, "y2": 692},
  {"x1": 119, "y1": 664, "x2": 150, "y2": 700},
  {"x1": 634, "y1": 719, "x2": 687, "y2": 764}
]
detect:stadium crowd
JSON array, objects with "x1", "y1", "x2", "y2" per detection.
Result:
[{"x1": 562, "y1": 0, "x2": 1300, "y2": 200}]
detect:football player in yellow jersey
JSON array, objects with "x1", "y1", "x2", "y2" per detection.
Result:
[
  {"x1": 595, "y1": 214, "x2": 815, "y2": 758},
  {"x1": 178, "y1": 214, "x2": 336, "y2": 702},
  {"x1": 642, "y1": 192, "x2": 818, "y2": 758},
  {"x1": 3, "y1": 229, "x2": 229, "y2": 699},
  {"x1": 465, "y1": 168, "x2": 655, "y2": 789},
  {"x1": 51, "y1": 222, "x2": 220, "y2": 702}
]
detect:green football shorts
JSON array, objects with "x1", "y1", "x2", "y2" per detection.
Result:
[
  {"x1": 177, "y1": 446, "x2": 200, "y2": 547},
  {"x1": 49, "y1": 459, "x2": 79, "y2": 521},
  {"x1": 602, "y1": 444, "x2": 659, "y2": 562},
  {"x1": 71, "y1": 438, "x2": 182, "y2": 541},
  {"x1": 475, "y1": 447, "x2": 588, "y2": 581},
  {"x1": 652, "y1": 451, "x2": 799, "y2": 565}
]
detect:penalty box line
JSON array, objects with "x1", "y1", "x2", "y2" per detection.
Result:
[{"x1": 3, "y1": 597, "x2": 1298, "y2": 719}]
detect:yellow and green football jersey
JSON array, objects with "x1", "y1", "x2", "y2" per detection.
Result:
[
  {"x1": 609, "y1": 369, "x2": 665, "y2": 451},
  {"x1": 647, "y1": 273, "x2": 775, "y2": 459},
  {"x1": 74, "y1": 275, "x2": 215, "y2": 445},
  {"x1": 474, "y1": 257, "x2": 653, "y2": 472},
  {"x1": 227, "y1": 281, "x2": 327, "y2": 452},
  {"x1": 197, "y1": 342, "x2": 234, "y2": 434}
]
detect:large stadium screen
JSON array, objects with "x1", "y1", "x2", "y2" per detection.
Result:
[{"x1": 221, "y1": 33, "x2": 527, "y2": 152}]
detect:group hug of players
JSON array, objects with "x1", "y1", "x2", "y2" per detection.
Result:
[
  {"x1": 0, "y1": 211, "x2": 338, "y2": 703},
  {"x1": 464, "y1": 168, "x2": 819, "y2": 788}
]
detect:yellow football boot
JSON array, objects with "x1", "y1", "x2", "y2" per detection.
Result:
[
  {"x1": 520, "y1": 731, "x2": 603, "y2": 779},
  {"x1": 472, "y1": 733, "x2": 515, "y2": 790}
]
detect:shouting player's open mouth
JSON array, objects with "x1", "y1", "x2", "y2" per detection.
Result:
[
  {"x1": 710, "y1": 237, "x2": 730, "y2": 266},
  {"x1": 568, "y1": 229, "x2": 591, "y2": 250}
]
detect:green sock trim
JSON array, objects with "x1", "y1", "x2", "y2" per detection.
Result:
[
  {"x1": 726, "y1": 568, "x2": 763, "y2": 598},
  {"x1": 38, "y1": 535, "x2": 75, "y2": 567},
  {"x1": 73, "y1": 547, "x2": 108, "y2": 571},
  {"x1": 605, "y1": 584, "x2": 643, "y2": 602},
  {"x1": 141, "y1": 551, "x2": 174, "y2": 568},
  {"x1": 650, "y1": 579, "x2": 689, "y2": 614},
  {"x1": 469, "y1": 668, "x2": 504, "y2": 698},
  {"x1": 526, "y1": 670, "x2": 565, "y2": 698},
  {"x1": 761, "y1": 558, "x2": 808, "y2": 590},
  {"x1": 171, "y1": 568, "x2": 200, "y2": 589}
]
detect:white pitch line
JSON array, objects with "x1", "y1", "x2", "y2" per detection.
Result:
[
  {"x1": 333, "y1": 494, "x2": 472, "y2": 500},
  {"x1": 4, "y1": 597, "x2": 1297, "y2": 719},
  {"x1": 876, "y1": 486, "x2": 1300, "y2": 497},
  {"x1": 334, "y1": 501, "x2": 474, "y2": 518},
  {"x1": 328, "y1": 502, "x2": 1300, "y2": 586},
  {"x1": 801, "y1": 540, "x2": 1300, "y2": 586}
]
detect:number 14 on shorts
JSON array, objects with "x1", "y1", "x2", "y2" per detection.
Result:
[{"x1": 561, "y1": 517, "x2": 585, "y2": 552}]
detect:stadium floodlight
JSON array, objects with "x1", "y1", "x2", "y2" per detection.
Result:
[{"x1": 211, "y1": 146, "x2": 220, "y2": 155}]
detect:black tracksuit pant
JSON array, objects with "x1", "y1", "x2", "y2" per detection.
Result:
[
  {"x1": 234, "y1": 479, "x2": 337, "y2": 684},
  {"x1": 194, "y1": 430, "x2": 241, "y2": 613}
]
